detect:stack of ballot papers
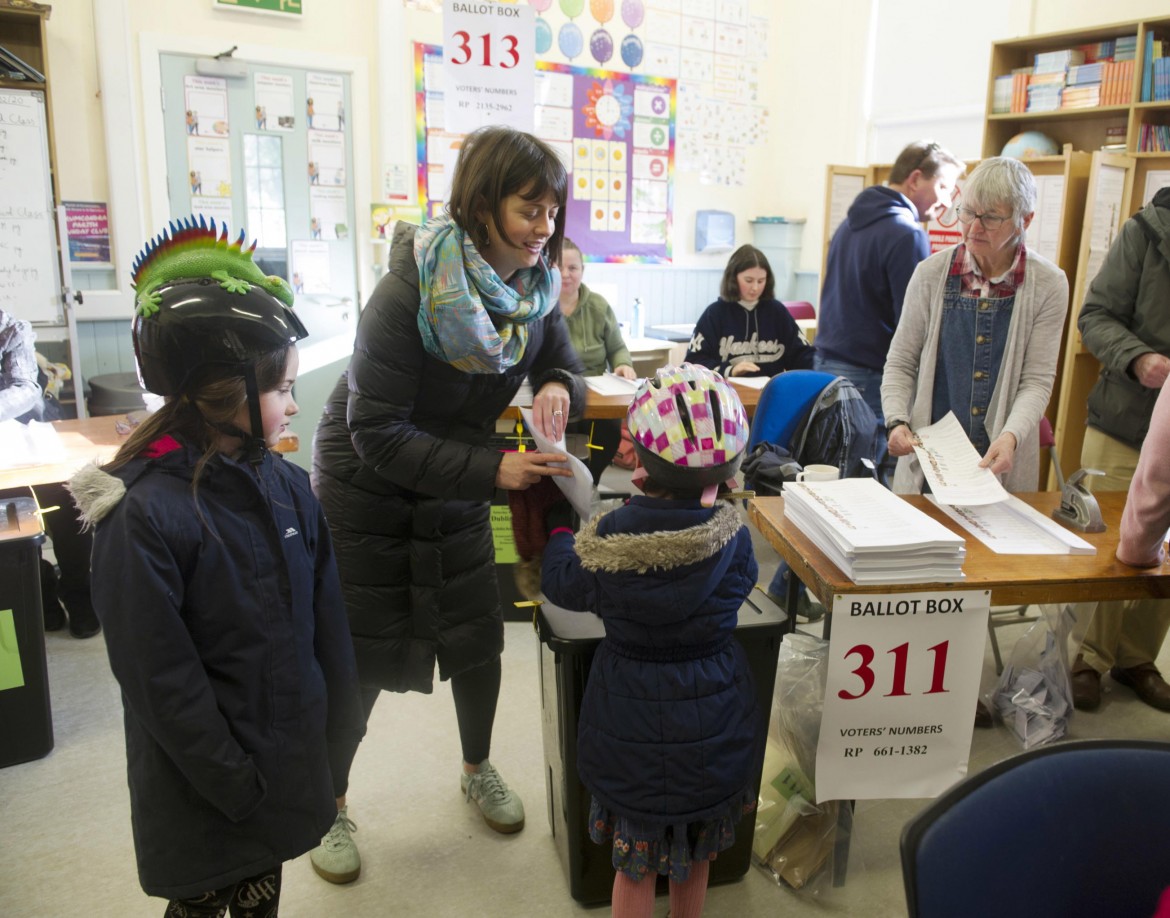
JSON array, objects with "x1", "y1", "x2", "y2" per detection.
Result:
[{"x1": 783, "y1": 478, "x2": 966, "y2": 584}]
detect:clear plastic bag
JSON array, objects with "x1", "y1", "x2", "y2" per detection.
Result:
[
  {"x1": 753, "y1": 632, "x2": 858, "y2": 895},
  {"x1": 990, "y1": 602, "x2": 1095, "y2": 749}
]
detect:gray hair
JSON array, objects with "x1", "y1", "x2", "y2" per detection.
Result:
[{"x1": 962, "y1": 157, "x2": 1036, "y2": 227}]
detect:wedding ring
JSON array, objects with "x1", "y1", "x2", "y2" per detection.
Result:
[{"x1": 553, "y1": 409, "x2": 563, "y2": 416}]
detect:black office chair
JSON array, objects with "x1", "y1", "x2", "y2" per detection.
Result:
[{"x1": 901, "y1": 739, "x2": 1170, "y2": 918}]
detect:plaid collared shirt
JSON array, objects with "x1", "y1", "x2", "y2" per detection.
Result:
[{"x1": 948, "y1": 242, "x2": 1027, "y2": 299}]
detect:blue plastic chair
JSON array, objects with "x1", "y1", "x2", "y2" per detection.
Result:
[
  {"x1": 746, "y1": 369, "x2": 837, "y2": 457},
  {"x1": 901, "y1": 739, "x2": 1170, "y2": 918}
]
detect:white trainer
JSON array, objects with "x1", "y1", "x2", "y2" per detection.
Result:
[
  {"x1": 309, "y1": 806, "x2": 361, "y2": 884},
  {"x1": 461, "y1": 760, "x2": 525, "y2": 834}
]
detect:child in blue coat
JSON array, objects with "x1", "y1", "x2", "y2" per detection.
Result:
[
  {"x1": 541, "y1": 364, "x2": 763, "y2": 918},
  {"x1": 69, "y1": 219, "x2": 365, "y2": 916}
]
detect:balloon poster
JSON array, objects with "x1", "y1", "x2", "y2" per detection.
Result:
[{"x1": 415, "y1": 42, "x2": 675, "y2": 262}]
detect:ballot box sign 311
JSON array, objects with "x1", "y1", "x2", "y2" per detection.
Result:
[
  {"x1": 443, "y1": 0, "x2": 535, "y2": 134},
  {"x1": 814, "y1": 589, "x2": 990, "y2": 803}
]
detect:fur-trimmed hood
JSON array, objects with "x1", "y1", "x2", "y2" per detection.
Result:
[
  {"x1": 68, "y1": 462, "x2": 128, "y2": 530},
  {"x1": 544, "y1": 495, "x2": 754, "y2": 629},
  {"x1": 574, "y1": 501, "x2": 742, "y2": 574}
]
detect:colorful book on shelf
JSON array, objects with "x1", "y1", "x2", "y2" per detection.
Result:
[
  {"x1": 1077, "y1": 40, "x2": 1113, "y2": 63},
  {"x1": 1061, "y1": 85, "x2": 1100, "y2": 109},
  {"x1": 1011, "y1": 69, "x2": 1031, "y2": 113},
  {"x1": 1156, "y1": 57, "x2": 1170, "y2": 101},
  {"x1": 1033, "y1": 48, "x2": 1085, "y2": 73},
  {"x1": 1067, "y1": 62, "x2": 1103, "y2": 85},
  {"x1": 1142, "y1": 32, "x2": 1168, "y2": 101},
  {"x1": 1116, "y1": 34, "x2": 1138, "y2": 62},
  {"x1": 992, "y1": 74, "x2": 1013, "y2": 113}
]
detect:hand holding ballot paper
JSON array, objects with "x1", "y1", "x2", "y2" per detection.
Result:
[
  {"x1": 520, "y1": 407, "x2": 595, "y2": 523},
  {"x1": 911, "y1": 412, "x2": 1010, "y2": 505},
  {"x1": 909, "y1": 412, "x2": 1094, "y2": 556}
]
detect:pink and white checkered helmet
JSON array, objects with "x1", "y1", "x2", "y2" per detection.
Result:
[{"x1": 627, "y1": 363, "x2": 749, "y2": 490}]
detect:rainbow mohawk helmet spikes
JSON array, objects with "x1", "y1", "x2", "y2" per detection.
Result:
[
  {"x1": 626, "y1": 363, "x2": 750, "y2": 492},
  {"x1": 130, "y1": 215, "x2": 291, "y2": 319}
]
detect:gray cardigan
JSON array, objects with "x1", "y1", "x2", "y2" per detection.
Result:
[{"x1": 880, "y1": 245, "x2": 1069, "y2": 494}]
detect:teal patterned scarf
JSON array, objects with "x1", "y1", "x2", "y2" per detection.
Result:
[{"x1": 414, "y1": 213, "x2": 557, "y2": 374}]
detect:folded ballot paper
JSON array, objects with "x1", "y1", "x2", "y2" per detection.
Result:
[{"x1": 783, "y1": 478, "x2": 966, "y2": 584}]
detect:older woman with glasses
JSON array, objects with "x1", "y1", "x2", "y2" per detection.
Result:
[{"x1": 880, "y1": 155, "x2": 1069, "y2": 495}]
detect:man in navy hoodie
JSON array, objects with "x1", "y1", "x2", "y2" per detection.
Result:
[{"x1": 815, "y1": 140, "x2": 964, "y2": 423}]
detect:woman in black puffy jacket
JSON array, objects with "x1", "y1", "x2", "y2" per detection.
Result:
[{"x1": 309, "y1": 126, "x2": 585, "y2": 883}]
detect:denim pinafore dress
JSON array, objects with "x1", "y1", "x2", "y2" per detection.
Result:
[{"x1": 929, "y1": 254, "x2": 1017, "y2": 455}]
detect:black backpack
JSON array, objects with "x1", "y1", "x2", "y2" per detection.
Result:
[{"x1": 790, "y1": 376, "x2": 888, "y2": 486}]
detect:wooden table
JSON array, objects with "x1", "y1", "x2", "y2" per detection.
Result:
[
  {"x1": 501, "y1": 378, "x2": 764, "y2": 421},
  {"x1": 0, "y1": 416, "x2": 299, "y2": 491},
  {"x1": 748, "y1": 491, "x2": 1170, "y2": 635}
]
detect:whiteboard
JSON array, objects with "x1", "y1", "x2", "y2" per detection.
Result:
[{"x1": 0, "y1": 89, "x2": 61, "y2": 324}]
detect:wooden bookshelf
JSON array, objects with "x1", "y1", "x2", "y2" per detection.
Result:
[{"x1": 984, "y1": 17, "x2": 1170, "y2": 486}]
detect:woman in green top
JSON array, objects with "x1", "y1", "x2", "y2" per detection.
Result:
[{"x1": 559, "y1": 238, "x2": 635, "y2": 484}]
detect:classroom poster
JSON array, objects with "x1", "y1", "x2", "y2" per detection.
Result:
[
  {"x1": 290, "y1": 239, "x2": 331, "y2": 294},
  {"x1": 183, "y1": 75, "x2": 230, "y2": 137},
  {"x1": 253, "y1": 71, "x2": 295, "y2": 131},
  {"x1": 190, "y1": 195, "x2": 234, "y2": 233},
  {"x1": 307, "y1": 129, "x2": 347, "y2": 187},
  {"x1": 186, "y1": 137, "x2": 232, "y2": 198},
  {"x1": 309, "y1": 186, "x2": 348, "y2": 240},
  {"x1": 415, "y1": 42, "x2": 675, "y2": 262},
  {"x1": 305, "y1": 72, "x2": 345, "y2": 132},
  {"x1": 62, "y1": 201, "x2": 112, "y2": 267}
]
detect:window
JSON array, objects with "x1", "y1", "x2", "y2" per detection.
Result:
[{"x1": 243, "y1": 133, "x2": 287, "y2": 256}]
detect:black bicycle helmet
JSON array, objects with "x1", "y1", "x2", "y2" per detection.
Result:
[
  {"x1": 133, "y1": 277, "x2": 308, "y2": 398},
  {"x1": 130, "y1": 217, "x2": 308, "y2": 462}
]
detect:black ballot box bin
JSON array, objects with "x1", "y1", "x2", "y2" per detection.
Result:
[
  {"x1": 0, "y1": 496, "x2": 54, "y2": 768},
  {"x1": 535, "y1": 591, "x2": 787, "y2": 906}
]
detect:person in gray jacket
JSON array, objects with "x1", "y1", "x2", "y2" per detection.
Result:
[{"x1": 1072, "y1": 186, "x2": 1170, "y2": 714}]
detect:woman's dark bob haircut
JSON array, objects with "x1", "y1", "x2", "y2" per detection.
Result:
[{"x1": 447, "y1": 125, "x2": 569, "y2": 266}]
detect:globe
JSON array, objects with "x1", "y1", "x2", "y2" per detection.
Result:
[{"x1": 1001, "y1": 131, "x2": 1060, "y2": 159}]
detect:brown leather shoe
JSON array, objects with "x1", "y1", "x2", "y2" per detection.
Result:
[
  {"x1": 974, "y1": 700, "x2": 993, "y2": 728},
  {"x1": 1071, "y1": 660, "x2": 1101, "y2": 711},
  {"x1": 1110, "y1": 663, "x2": 1170, "y2": 712}
]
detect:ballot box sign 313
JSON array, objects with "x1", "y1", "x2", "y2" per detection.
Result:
[
  {"x1": 814, "y1": 589, "x2": 990, "y2": 803},
  {"x1": 443, "y1": 0, "x2": 535, "y2": 133}
]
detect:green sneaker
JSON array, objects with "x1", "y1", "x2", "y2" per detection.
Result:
[
  {"x1": 461, "y1": 760, "x2": 525, "y2": 834},
  {"x1": 309, "y1": 806, "x2": 360, "y2": 884}
]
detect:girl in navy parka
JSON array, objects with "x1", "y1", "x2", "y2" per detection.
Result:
[
  {"x1": 68, "y1": 221, "x2": 365, "y2": 917},
  {"x1": 541, "y1": 364, "x2": 763, "y2": 918}
]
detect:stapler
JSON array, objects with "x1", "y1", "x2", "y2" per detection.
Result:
[{"x1": 1052, "y1": 468, "x2": 1106, "y2": 532}]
